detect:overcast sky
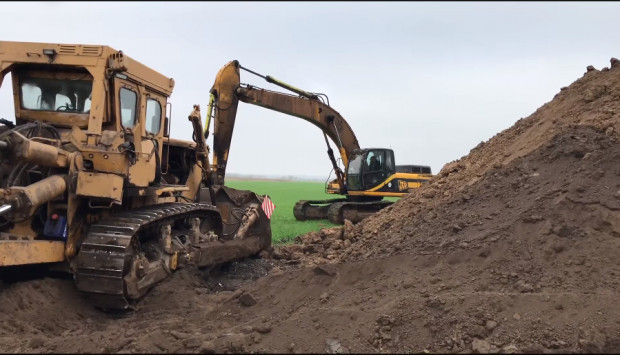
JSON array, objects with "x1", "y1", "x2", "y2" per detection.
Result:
[{"x1": 1, "y1": 2, "x2": 619, "y2": 180}]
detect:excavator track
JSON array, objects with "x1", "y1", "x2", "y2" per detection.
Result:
[
  {"x1": 295, "y1": 198, "x2": 394, "y2": 225},
  {"x1": 74, "y1": 202, "x2": 220, "y2": 311},
  {"x1": 327, "y1": 200, "x2": 395, "y2": 225},
  {"x1": 293, "y1": 199, "x2": 348, "y2": 221}
]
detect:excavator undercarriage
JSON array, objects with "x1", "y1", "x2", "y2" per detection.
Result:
[{"x1": 294, "y1": 198, "x2": 393, "y2": 225}]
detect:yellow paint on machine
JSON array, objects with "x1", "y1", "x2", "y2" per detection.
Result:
[
  {"x1": 0, "y1": 240, "x2": 66, "y2": 266},
  {"x1": 347, "y1": 191, "x2": 404, "y2": 197},
  {"x1": 366, "y1": 173, "x2": 430, "y2": 192}
]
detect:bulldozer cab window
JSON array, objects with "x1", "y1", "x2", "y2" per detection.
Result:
[
  {"x1": 145, "y1": 98, "x2": 162, "y2": 134},
  {"x1": 120, "y1": 87, "x2": 137, "y2": 128},
  {"x1": 83, "y1": 93, "x2": 92, "y2": 112},
  {"x1": 20, "y1": 76, "x2": 93, "y2": 113}
]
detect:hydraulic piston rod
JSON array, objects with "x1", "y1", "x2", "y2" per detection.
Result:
[
  {"x1": 0, "y1": 204, "x2": 11, "y2": 216},
  {"x1": 239, "y1": 64, "x2": 319, "y2": 100},
  {"x1": 2, "y1": 175, "x2": 67, "y2": 221}
]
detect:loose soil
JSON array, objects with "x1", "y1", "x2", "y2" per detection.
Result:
[{"x1": 2, "y1": 60, "x2": 620, "y2": 354}]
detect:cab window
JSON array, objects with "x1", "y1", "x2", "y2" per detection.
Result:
[
  {"x1": 384, "y1": 151, "x2": 394, "y2": 174},
  {"x1": 20, "y1": 76, "x2": 92, "y2": 112},
  {"x1": 346, "y1": 154, "x2": 364, "y2": 190},
  {"x1": 145, "y1": 98, "x2": 162, "y2": 134},
  {"x1": 120, "y1": 87, "x2": 137, "y2": 128}
]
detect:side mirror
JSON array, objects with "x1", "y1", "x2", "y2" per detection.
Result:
[{"x1": 164, "y1": 116, "x2": 170, "y2": 137}]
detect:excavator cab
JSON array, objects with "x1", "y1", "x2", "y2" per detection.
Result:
[{"x1": 346, "y1": 148, "x2": 395, "y2": 191}]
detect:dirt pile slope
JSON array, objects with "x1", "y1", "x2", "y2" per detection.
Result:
[
  {"x1": 271, "y1": 59, "x2": 620, "y2": 353},
  {"x1": 1, "y1": 59, "x2": 620, "y2": 354}
]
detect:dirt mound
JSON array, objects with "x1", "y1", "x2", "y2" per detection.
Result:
[
  {"x1": 2, "y1": 59, "x2": 620, "y2": 354},
  {"x1": 269, "y1": 58, "x2": 620, "y2": 352}
]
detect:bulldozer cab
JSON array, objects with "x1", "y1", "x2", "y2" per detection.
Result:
[
  {"x1": 346, "y1": 148, "x2": 395, "y2": 191},
  {"x1": 0, "y1": 41, "x2": 176, "y2": 188},
  {"x1": 0, "y1": 43, "x2": 273, "y2": 311}
]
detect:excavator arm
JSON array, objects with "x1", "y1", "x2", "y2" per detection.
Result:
[{"x1": 208, "y1": 60, "x2": 360, "y2": 193}]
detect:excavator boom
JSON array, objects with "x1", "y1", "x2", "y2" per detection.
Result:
[{"x1": 209, "y1": 61, "x2": 356, "y2": 192}]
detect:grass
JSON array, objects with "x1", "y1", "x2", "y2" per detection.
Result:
[
  {"x1": 226, "y1": 179, "x2": 400, "y2": 244},
  {"x1": 226, "y1": 179, "x2": 340, "y2": 244}
]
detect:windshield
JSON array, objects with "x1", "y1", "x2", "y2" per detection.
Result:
[
  {"x1": 346, "y1": 154, "x2": 364, "y2": 190},
  {"x1": 20, "y1": 76, "x2": 92, "y2": 113},
  {"x1": 347, "y1": 154, "x2": 364, "y2": 174}
]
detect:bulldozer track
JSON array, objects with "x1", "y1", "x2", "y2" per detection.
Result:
[{"x1": 74, "y1": 202, "x2": 219, "y2": 311}]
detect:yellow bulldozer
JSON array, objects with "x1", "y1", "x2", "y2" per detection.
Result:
[{"x1": 0, "y1": 41, "x2": 272, "y2": 311}]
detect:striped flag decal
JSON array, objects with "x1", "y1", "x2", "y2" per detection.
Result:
[{"x1": 261, "y1": 195, "x2": 276, "y2": 219}]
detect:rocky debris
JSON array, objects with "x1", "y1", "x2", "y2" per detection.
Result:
[
  {"x1": 324, "y1": 339, "x2": 347, "y2": 354},
  {"x1": 238, "y1": 292, "x2": 257, "y2": 307},
  {"x1": 471, "y1": 338, "x2": 491, "y2": 354}
]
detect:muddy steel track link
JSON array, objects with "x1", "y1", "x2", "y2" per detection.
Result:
[
  {"x1": 74, "y1": 202, "x2": 218, "y2": 310},
  {"x1": 293, "y1": 199, "x2": 348, "y2": 221},
  {"x1": 327, "y1": 200, "x2": 394, "y2": 224}
]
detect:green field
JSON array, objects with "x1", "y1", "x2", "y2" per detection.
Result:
[
  {"x1": 226, "y1": 179, "x2": 399, "y2": 244},
  {"x1": 226, "y1": 179, "x2": 339, "y2": 244}
]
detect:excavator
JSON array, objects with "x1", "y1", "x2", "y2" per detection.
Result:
[
  {"x1": 0, "y1": 41, "x2": 272, "y2": 311},
  {"x1": 207, "y1": 60, "x2": 433, "y2": 225}
]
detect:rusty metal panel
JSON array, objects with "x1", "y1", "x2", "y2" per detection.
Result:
[
  {"x1": 76, "y1": 171, "x2": 123, "y2": 203},
  {"x1": 0, "y1": 240, "x2": 65, "y2": 266},
  {"x1": 85, "y1": 151, "x2": 127, "y2": 173}
]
